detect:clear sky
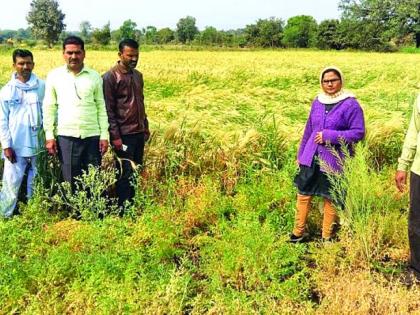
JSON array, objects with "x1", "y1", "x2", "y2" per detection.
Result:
[{"x1": 1, "y1": 0, "x2": 341, "y2": 31}]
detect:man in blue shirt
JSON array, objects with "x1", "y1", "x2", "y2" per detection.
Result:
[{"x1": 0, "y1": 49, "x2": 45, "y2": 218}]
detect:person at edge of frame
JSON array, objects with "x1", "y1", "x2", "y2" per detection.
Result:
[
  {"x1": 395, "y1": 93, "x2": 420, "y2": 285},
  {"x1": 102, "y1": 38, "x2": 150, "y2": 214},
  {"x1": 42, "y1": 36, "x2": 109, "y2": 194},
  {"x1": 0, "y1": 49, "x2": 45, "y2": 218},
  {"x1": 290, "y1": 66, "x2": 365, "y2": 243}
]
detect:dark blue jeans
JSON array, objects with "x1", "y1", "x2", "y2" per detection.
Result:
[{"x1": 57, "y1": 135, "x2": 101, "y2": 190}]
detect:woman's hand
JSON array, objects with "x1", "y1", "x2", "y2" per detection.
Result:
[{"x1": 314, "y1": 131, "x2": 323, "y2": 144}]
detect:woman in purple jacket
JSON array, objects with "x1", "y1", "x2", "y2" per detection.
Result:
[{"x1": 290, "y1": 66, "x2": 365, "y2": 242}]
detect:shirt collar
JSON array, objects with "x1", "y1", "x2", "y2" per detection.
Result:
[
  {"x1": 116, "y1": 61, "x2": 132, "y2": 74},
  {"x1": 65, "y1": 64, "x2": 89, "y2": 76}
]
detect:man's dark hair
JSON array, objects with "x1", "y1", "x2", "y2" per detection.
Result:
[
  {"x1": 63, "y1": 35, "x2": 85, "y2": 50},
  {"x1": 119, "y1": 38, "x2": 139, "y2": 52},
  {"x1": 12, "y1": 49, "x2": 33, "y2": 63}
]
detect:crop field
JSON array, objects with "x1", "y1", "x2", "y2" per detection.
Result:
[{"x1": 0, "y1": 48, "x2": 419, "y2": 314}]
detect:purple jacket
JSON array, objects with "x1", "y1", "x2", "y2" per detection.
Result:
[{"x1": 297, "y1": 97, "x2": 365, "y2": 173}]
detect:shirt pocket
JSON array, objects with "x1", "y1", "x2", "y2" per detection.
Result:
[
  {"x1": 4, "y1": 99, "x2": 20, "y2": 114},
  {"x1": 75, "y1": 79, "x2": 96, "y2": 101}
]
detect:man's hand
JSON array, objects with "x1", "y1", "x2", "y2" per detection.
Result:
[
  {"x1": 314, "y1": 131, "x2": 323, "y2": 144},
  {"x1": 112, "y1": 138, "x2": 123, "y2": 151},
  {"x1": 4, "y1": 148, "x2": 16, "y2": 163},
  {"x1": 99, "y1": 140, "x2": 109, "y2": 156},
  {"x1": 46, "y1": 139, "x2": 57, "y2": 156},
  {"x1": 395, "y1": 170, "x2": 408, "y2": 192}
]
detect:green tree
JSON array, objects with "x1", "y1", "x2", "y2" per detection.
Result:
[
  {"x1": 157, "y1": 27, "x2": 175, "y2": 44},
  {"x1": 244, "y1": 24, "x2": 259, "y2": 46},
  {"x1": 79, "y1": 21, "x2": 92, "y2": 43},
  {"x1": 26, "y1": 0, "x2": 66, "y2": 47},
  {"x1": 317, "y1": 19, "x2": 341, "y2": 49},
  {"x1": 11, "y1": 28, "x2": 32, "y2": 42},
  {"x1": 244, "y1": 18, "x2": 284, "y2": 47},
  {"x1": 282, "y1": 15, "x2": 318, "y2": 48},
  {"x1": 119, "y1": 19, "x2": 139, "y2": 41},
  {"x1": 257, "y1": 18, "x2": 284, "y2": 47},
  {"x1": 224, "y1": 29, "x2": 247, "y2": 47},
  {"x1": 111, "y1": 29, "x2": 122, "y2": 42},
  {"x1": 391, "y1": 0, "x2": 420, "y2": 47},
  {"x1": 339, "y1": 0, "x2": 420, "y2": 49},
  {"x1": 176, "y1": 16, "x2": 199, "y2": 43},
  {"x1": 92, "y1": 22, "x2": 111, "y2": 46},
  {"x1": 336, "y1": 18, "x2": 379, "y2": 50},
  {"x1": 199, "y1": 26, "x2": 221, "y2": 45},
  {"x1": 144, "y1": 26, "x2": 158, "y2": 44}
]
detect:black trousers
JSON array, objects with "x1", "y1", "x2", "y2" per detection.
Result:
[
  {"x1": 115, "y1": 133, "x2": 145, "y2": 208},
  {"x1": 409, "y1": 171, "x2": 420, "y2": 275},
  {"x1": 57, "y1": 135, "x2": 101, "y2": 189}
]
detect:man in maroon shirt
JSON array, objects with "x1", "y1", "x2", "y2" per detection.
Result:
[{"x1": 103, "y1": 39, "x2": 150, "y2": 211}]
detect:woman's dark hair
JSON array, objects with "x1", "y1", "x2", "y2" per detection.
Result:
[
  {"x1": 12, "y1": 49, "x2": 33, "y2": 63},
  {"x1": 119, "y1": 38, "x2": 139, "y2": 52},
  {"x1": 63, "y1": 35, "x2": 85, "y2": 50},
  {"x1": 322, "y1": 68, "x2": 342, "y2": 81}
]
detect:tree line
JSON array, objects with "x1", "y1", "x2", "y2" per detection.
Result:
[{"x1": 0, "y1": 0, "x2": 419, "y2": 51}]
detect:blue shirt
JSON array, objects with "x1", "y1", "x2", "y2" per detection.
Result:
[{"x1": 0, "y1": 73, "x2": 45, "y2": 157}]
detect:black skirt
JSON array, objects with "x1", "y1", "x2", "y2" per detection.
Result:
[{"x1": 294, "y1": 158, "x2": 333, "y2": 200}]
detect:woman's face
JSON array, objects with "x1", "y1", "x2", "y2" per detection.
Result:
[{"x1": 321, "y1": 71, "x2": 342, "y2": 95}]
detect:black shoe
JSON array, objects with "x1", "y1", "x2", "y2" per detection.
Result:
[
  {"x1": 321, "y1": 236, "x2": 333, "y2": 243},
  {"x1": 289, "y1": 233, "x2": 306, "y2": 243},
  {"x1": 401, "y1": 269, "x2": 420, "y2": 287}
]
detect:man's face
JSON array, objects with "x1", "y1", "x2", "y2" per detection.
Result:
[
  {"x1": 13, "y1": 56, "x2": 34, "y2": 82},
  {"x1": 119, "y1": 46, "x2": 139, "y2": 70},
  {"x1": 63, "y1": 44, "x2": 85, "y2": 73}
]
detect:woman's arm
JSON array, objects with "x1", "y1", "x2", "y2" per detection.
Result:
[{"x1": 297, "y1": 103, "x2": 314, "y2": 160}]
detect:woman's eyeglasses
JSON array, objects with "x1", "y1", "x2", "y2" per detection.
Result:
[{"x1": 322, "y1": 78, "x2": 341, "y2": 85}]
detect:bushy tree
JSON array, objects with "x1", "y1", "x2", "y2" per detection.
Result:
[
  {"x1": 26, "y1": 0, "x2": 65, "y2": 47},
  {"x1": 223, "y1": 29, "x2": 247, "y2": 47},
  {"x1": 339, "y1": 0, "x2": 420, "y2": 49},
  {"x1": 144, "y1": 26, "x2": 158, "y2": 44},
  {"x1": 111, "y1": 29, "x2": 121, "y2": 43},
  {"x1": 257, "y1": 17, "x2": 284, "y2": 47},
  {"x1": 199, "y1": 26, "x2": 222, "y2": 45},
  {"x1": 282, "y1": 15, "x2": 318, "y2": 48},
  {"x1": 119, "y1": 19, "x2": 139, "y2": 41},
  {"x1": 79, "y1": 21, "x2": 92, "y2": 43},
  {"x1": 176, "y1": 16, "x2": 198, "y2": 43},
  {"x1": 244, "y1": 17, "x2": 284, "y2": 47},
  {"x1": 157, "y1": 27, "x2": 175, "y2": 44},
  {"x1": 317, "y1": 19, "x2": 341, "y2": 49},
  {"x1": 92, "y1": 22, "x2": 111, "y2": 45},
  {"x1": 336, "y1": 18, "x2": 381, "y2": 50}
]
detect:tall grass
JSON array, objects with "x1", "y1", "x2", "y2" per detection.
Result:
[{"x1": 328, "y1": 143, "x2": 408, "y2": 267}]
